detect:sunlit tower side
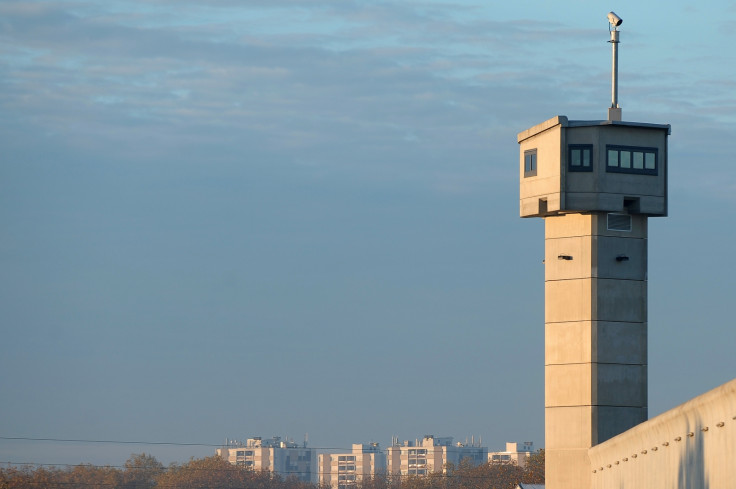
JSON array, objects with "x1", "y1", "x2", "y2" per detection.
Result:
[{"x1": 517, "y1": 13, "x2": 670, "y2": 489}]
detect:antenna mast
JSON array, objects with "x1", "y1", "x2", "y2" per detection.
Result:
[{"x1": 607, "y1": 12, "x2": 623, "y2": 121}]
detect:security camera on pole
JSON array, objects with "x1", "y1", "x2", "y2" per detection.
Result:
[{"x1": 608, "y1": 11, "x2": 623, "y2": 121}]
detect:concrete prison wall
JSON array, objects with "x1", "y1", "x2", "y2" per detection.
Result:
[{"x1": 588, "y1": 377, "x2": 736, "y2": 489}]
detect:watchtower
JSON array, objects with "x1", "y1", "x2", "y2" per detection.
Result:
[{"x1": 517, "y1": 13, "x2": 671, "y2": 489}]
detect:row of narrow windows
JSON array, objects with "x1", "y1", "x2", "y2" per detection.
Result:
[{"x1": 524, "y1": 145, "x2": 658, "y2": 177}]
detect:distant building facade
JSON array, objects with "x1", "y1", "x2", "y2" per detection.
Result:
[
  {"x1": 319, "y1": 443, "x2": 386, "y2": 489},
  {"x1": 488, "y1": 442, "x2": 535, "y2": 468},
  {"x1": 216, "y1": 436, "x2": 316, "y2": 483},
  {"x1": 387, "y1": 435, "x2": 487, "y2": 476}
]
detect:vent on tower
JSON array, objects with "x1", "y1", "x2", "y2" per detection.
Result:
[{"x1": 607, "y1": 213, "x2": 632, "y2": 232}]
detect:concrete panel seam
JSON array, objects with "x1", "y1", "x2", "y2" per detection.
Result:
[
  {"x1": 546, "y1": 234, "x2": 593, "y2": 239},
  {"x1": 545, "y1": 236, "x2": 646, "y2": 241},
  {"x1": 546, "y1": 320, "x2": 646, "y2": 325},
  {"x1": 566, "y1": 190, "x2": 664, "y2": 198},
  {"x1": 545, "y1": 279, "x2": 647, "y2": 285},
  {"x1": 546, "y1": 278, "x2": 646, "y2": 283},
  {"x1": 546, "y1": 404, "x2": 649, "y2": 408},
  {"x1": 545, "y1": 362, "x2": 646, "y2": 366}
]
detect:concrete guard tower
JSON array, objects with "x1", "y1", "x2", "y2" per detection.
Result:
[{"x1": 517, "y1": 13, "x2": 671, "y2": 489}]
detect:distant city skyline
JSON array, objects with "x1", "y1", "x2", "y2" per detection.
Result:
[
  {"x1": 2, "y1": 0, "x2": 735, "y2": 468},
  {"x1": 0, "y1": 433, "x2": 526, "y2": 464}
]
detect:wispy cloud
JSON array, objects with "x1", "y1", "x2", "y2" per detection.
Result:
[{"x1": 1, "y1": 0, "x2": 734, "y2": 196}]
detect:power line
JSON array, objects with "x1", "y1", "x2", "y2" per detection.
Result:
[
  {"x1": 0, "y1": 436, "x2": 374, "y2": 452},
  {"x1": 0, "y1": 436, "x2": 217, "y2": 447},
  {"x1": 0, "y1": 436, "x2": 499, "y2": 454}
]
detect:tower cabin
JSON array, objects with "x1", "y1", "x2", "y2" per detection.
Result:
[{"x1": 518, "y1": 116, "x2": 669, "y2": 219}]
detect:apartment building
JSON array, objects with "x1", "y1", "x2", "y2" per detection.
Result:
[
  {"x1": 216, "y1": 436, "x2": 316, "y2": 483},
  {"x1": 386, "y1": 435, "x2": 487, "y2": 476},
  {"x1": 319, "y1": 443, "x2": 386, "y2": 489},
  {"x1": 488, "y1": 442, "x2": 534, "y2": 468}
]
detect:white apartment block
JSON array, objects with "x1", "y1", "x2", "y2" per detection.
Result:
[
  {"x1": 318, "y1": 443, "x2": 386, "y2": 489},
  {"x1": 386, "y1": 435, "x2": 487, "y2": 476},
  {"x1": 216, "y1": 436, "x2": 317, "y2": 483},
  {"x1": 488, "y1": 442, "x2": 534, "y2": 468}
]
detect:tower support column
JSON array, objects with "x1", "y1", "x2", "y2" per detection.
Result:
[{"x1": 544, "y1": 212, "x2": 648, "y2": 489}]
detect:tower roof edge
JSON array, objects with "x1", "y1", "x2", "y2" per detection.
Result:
[{"x1": 517, "y1": 115, "x2": 568, "y2": 143}]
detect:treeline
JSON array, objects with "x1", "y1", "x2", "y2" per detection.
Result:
[{"x1": 1, "y1": 450, "x2": 544, "y2": 489}]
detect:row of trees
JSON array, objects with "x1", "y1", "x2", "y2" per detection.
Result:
[{"x1": 1, "y1": 451, "x2": 543, "y2": 489}]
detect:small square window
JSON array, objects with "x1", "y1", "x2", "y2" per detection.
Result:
[
  {"x1": 607, "y1": 149, "x2": 619, "y2": 167},
  {"x1": 645, "y1": 153, "x2": 656, "y2": 169},
  {"x1": 524, "y1": 149, "x2": 537, "y2": 177},
  {"x1": 620, "y1": 151, "x2": 631, "y2": 169},
  {"x1": 568, "y1": 145, "x2": 593, "y2": 172}
]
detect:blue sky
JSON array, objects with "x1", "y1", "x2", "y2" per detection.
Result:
[{"x1": 1, "y1": 0, "x2": 735, "y2": 466}]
